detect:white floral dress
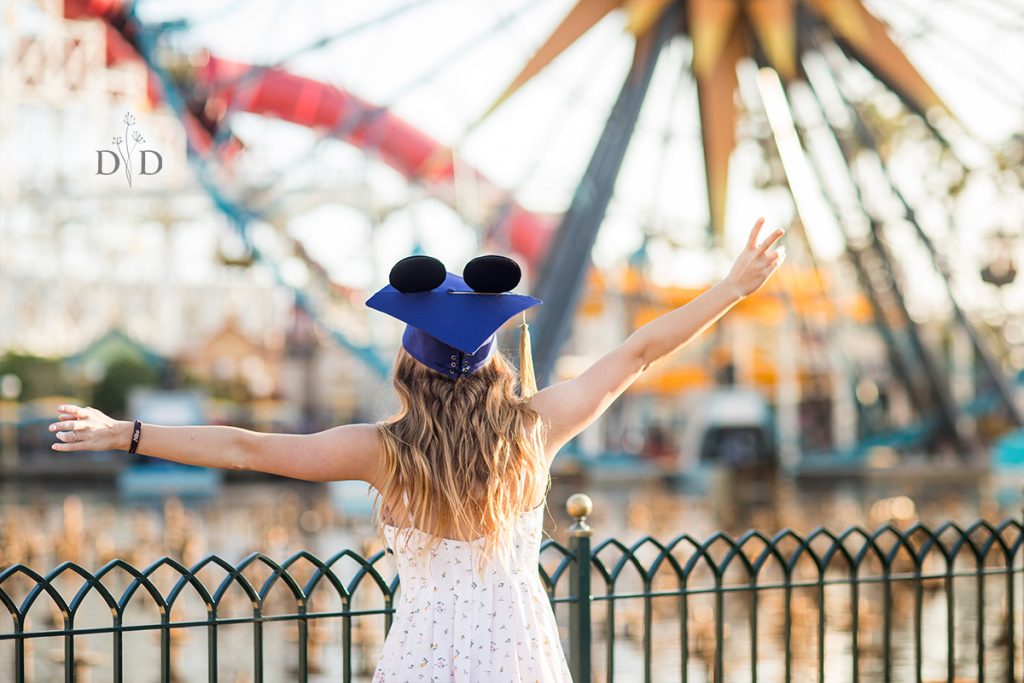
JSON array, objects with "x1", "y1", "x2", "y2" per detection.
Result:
[{"x1": 372, "y1": 501, "x2": 573, "y2": 682}]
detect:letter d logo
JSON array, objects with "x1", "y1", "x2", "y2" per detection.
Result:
[
  {"x1": 139, "y1": 150, "x2": 163, "y2": 176},
  {"x1": 96, "y1": 150, "x2": 120, "y2": 175}
]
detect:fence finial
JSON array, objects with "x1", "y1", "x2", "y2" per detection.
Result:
[{"x1": 566, "y1": 493, "x2": 592, "y2": 536}]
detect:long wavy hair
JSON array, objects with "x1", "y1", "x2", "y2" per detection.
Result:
[{"x1": 371, "y1": 345, "x2": 549, "y2": 577}]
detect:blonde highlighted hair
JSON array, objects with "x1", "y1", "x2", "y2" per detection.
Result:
[{"x1": 372, "y1": 346, "x2": 549, "y2": 577}]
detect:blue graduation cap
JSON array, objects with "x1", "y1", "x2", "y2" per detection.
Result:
[{"x1": 366, "y1": 255, "x2": 542, "y2": 386}]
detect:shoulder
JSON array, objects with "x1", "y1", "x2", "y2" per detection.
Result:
[
  {"x1": 338, "y1": 423, "x2": 385, "y2": 486},
  {"x1": 281, "y1": 422, "x2": 385, "y2": 485}
]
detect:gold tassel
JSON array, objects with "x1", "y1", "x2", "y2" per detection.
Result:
[{"x1": 519, "y1": 312, "x2": 538, "y2": 399}]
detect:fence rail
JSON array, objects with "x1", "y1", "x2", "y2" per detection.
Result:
[{"x1": 1, "y1": 493, "x2": 1022, "y2": 682}]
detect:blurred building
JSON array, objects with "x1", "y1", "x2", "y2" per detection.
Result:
[{"x1": 0, "y1": 0, "x2": 387, "y2": 451}]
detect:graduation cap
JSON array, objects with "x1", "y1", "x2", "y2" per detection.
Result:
[{"x1": 366, "y1": 255, "x2": 542, "y2": 395}]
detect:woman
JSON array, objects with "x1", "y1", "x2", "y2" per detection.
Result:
[{"x1": 50, "y1": 217, "x2": 784, "y2": 681}]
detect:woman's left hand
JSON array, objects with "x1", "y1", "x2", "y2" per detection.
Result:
[
  {"x1": 49, "y1": 404, "x2": 126, "y2": 452},
  {"x1": 723, "y1": 217, "x2": 786, "y2": 298}
]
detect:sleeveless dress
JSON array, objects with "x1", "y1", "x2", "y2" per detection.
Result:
[{"x1": 371, "y1": 499, "x2": 574, "y2": 682}]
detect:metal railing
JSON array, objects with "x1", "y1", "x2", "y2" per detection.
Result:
[
  {"x1": 563, "y1": 495, "x2": 1023, "y2": 683},
  {"x1": 1, "y1": 493, "x2": 1021, "y2": 682}
]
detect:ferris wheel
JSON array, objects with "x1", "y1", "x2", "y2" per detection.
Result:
[{"x1": 63, "y1": 0, "x2": 1024, "y2": 457}]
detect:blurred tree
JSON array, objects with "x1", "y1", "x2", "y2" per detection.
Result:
[
  {"x1": 91, "y1": 356, "x2": 160, "y2": 418},
  {"x1": 0, "y1": 352, "x2": 75, "y2": 399},
  {"x1": 159, "y1": 359, "x2": 207, "y2": 392}
]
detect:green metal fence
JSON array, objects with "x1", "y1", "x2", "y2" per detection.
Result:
[{"x1": 1, "y1": 493, "x2": 1021, "y2": 682}]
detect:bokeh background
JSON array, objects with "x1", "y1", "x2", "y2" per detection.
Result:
[{"x1": 1, "y1": 0, "x2": 1023, "y2": 680}]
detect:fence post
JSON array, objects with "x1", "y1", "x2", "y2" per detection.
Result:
[{"x1": 567, "y1": 493, "x2": 593, "y2": 683}]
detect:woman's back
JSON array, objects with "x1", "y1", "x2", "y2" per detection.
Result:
[{"x1": 372, "y1": 499, "x2": 573, "y2": 681}]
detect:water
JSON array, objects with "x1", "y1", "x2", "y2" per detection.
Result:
[{"x1": 0, "y1": 472, "x2": 1021, "y2": 682}]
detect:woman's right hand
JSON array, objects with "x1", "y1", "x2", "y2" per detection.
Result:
[
  {"x1": 49, "y1": 404, "x2": 128, "y2": 452},
  {"x1": 723, "y1": 217, "x2": 786, "y2": 298}
]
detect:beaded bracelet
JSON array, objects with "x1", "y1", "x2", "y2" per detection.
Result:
[{"x1": 128, "y1": 419, "x2": 142, "y2": 455}]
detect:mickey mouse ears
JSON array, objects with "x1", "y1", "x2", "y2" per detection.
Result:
[
  {"x1": 366, "y1": 255, "x2": 541, "y2": 357},
  {"x1": 388, "y1": 254, "x2": 523, "y2": 294}
]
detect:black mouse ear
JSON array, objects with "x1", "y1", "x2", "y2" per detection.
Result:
[
  {"x1": 389, "y1": 255, "x2": 446, "y2": 293},
  {"x1": 463, "y1": 254, "x2": 522, "y2": 293}
]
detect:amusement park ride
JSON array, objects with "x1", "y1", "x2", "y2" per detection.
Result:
[{"x1": 2, "y1": 0, "x2": 1022, "y2": 474}]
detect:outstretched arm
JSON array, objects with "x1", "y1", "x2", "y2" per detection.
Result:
[
  {"x1": 49, "y1": 405, "x2": 382, "y2": 484},
  {"x1": 529, "y1": 217, "x2": 785, "y2": 461}
]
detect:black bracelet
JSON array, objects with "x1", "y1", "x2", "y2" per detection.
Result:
[{"x1": 128, "y1": 419, "x2": 142, "y2": 454}]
